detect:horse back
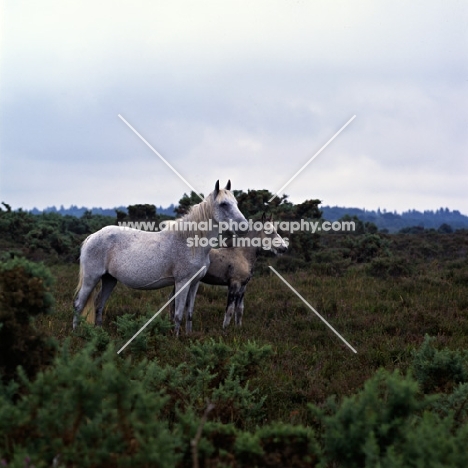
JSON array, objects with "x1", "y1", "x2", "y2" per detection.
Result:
[{"x1": 81, "y1": 226, "x2": 183, "y2": 287}]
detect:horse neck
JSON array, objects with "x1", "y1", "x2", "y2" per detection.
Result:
[
  {"x1": 179, "y1": 199, "x2": 219, "y2": 241},
  {"x1": 249, "y1": 230, "x2": 265, "y2": 261}
]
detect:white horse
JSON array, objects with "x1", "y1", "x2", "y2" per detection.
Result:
[{"x1": 73, "y1": 180, "x2": 247, "y2": 335}]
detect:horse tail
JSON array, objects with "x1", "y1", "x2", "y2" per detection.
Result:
[
  {"x1": 74, "y1": 244, "x2": 98, "y2": 325},
  {"x1": 84, "y1": 288, "x2": 98, "y2": 324}
]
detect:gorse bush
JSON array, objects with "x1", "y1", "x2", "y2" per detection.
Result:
[
  {"x1": 0, "y1": 208, "x2": 114, "y2": 261},
  {"x1": 0, "y1": 258, "x2": 56, "y2": 382},
  {"x1": 341, "y1": 233, "x2": 390, "y2": 263},
  {"x1": 0, "y1": 341, "x2": 179, "y2": 468},
  {"x1": 115, "y1": 312, "x2": 172, "y2": 356},
  {"x1": 0, "y1": 335, "x2": 315, "y2": 467},
  {"x1": 250, "y1": 423, "x2": 320, "y2": 467},
  {"x1": 0, "y1": 257, "x2": 54, "y2": 315},
  {"x1": 411, "y1": 335, "x2": 468, "y2": 393},
  {"x1": 310, "y1": 369, "x2": 468, "y2": 468},
  {"x1": 73, "y1": 321, "x2": 111, "y2": 353},
  {"x1": 310, "y1": 369, "x2": 422, "y2": 467}
]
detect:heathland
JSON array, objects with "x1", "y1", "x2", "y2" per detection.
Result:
[{"x1": 1, "y1": 192, "x2": 468, "y2": 467}]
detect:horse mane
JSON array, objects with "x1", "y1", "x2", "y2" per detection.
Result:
[{"x1": 166, "y1": 189, "x2": 236, "y2": 240}]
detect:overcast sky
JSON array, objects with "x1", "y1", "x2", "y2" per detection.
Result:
[{"x1": 1, "y1": 1, "x2": 467, "y2": 213}]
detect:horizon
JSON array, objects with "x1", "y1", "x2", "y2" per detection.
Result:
[{"x1": 18, "y1": 201, "x2": 468, "y2": 218}]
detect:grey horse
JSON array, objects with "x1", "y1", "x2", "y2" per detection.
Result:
[{"x1": 73, "y1": 180, "x2": 247, "y2": 335}]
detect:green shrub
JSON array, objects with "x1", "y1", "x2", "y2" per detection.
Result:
[
  {"x1": 0, "y1": 340, "x2": 179, "y2": 467},
  {"x1": 0, "y1": 257, "x2": 54, "y2": 316},
  {"x1": 0, "y1": 334, "x2": 276, "y2": 466},
  {"x1": 0, "y1": 258, "x2": 56, "y2": 381},
  {"x1": 233, "y1": 430, "x2": 263, "y2": 464},
  {"x1": 342, "y1": 233, "x2": 390, "y2": 263},
  {"x1": 186, "y1": 339, "x2": 272, "y2": 428},
  {"x1": 0, "y1": 208, "x2": 115, "y2": 261},
  {"x1": 430, "y1": 382, "x2": 468, "y2": 428},
  {"x1": 254, "y1": 423, "x2": 320, "y2": 467},
  {"x1": 74, "y1": 321, "x2": 111, "y2": 353},
  {"x1": 310, "y1": 369, "x2": 424, "y2": 467},
  {"x1": 114, "y1": 311, "x2": 172, "y2": 357},
  {"x1": 310, "y1": 367, "x2": 468, "y2": 467},
  {"x1": 411, "y1": 335, "x2": 468, "y2": 393}
]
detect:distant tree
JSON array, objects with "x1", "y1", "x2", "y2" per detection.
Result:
[
  {"x1": 293, "y1": 199, "x2": 322, "y2": 220},
  {"x1": 175, "y1": 189, "x2": 322, "y2": 222},
  {"x1": 438, "y1": 223, "x2": 453, "y2": 234},
  {"x1": 338, "y1": 215, "x2": 378, "y2": 235},
  {"x1": 1, "y1": 202, "x2": 11, "y2": 212},
  {"x1": 235, "y1": 189, "x2": 292, "y2": 219},
  {"x1": 127, "y1": 204, "x2": 157, "y2": 220},
  {"x1": 399, "y1": 226, "x2": 425, "y2": 234},
  {"x1": 175, "y1": 191, "x2": 204, "y2": 217},
  {"x1": 115, "y1": 209, "x2": 127, "y2": 222}
]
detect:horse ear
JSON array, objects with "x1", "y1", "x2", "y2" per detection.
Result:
[
  {"x1": 225, "y1": 180, "x2": 231, "y2": 191},
  {"x1": 214, "y1": 180, "x2": 220, "y2": 199}
]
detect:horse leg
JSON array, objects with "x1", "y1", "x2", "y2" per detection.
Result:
[
  {"x1": 234, "y1": 285, "x2": 246, "y2": 327},
  {"x1": 185, "y1": 281, "x2": 200, "y2": 334},
  {"x1": 173, "y1": 285, "x2": 191, "y2": 336},
  {"x1": 94, "y1": 273, "x2": 117, "y2": 326},
  {"x1": 223, "y1": 282, "x2": 241, "y2": 329},
  {"x1": 73, "y1": 274, "x2": 101, "y2": 329},
  {"x1": 168, "y1": 286, "x2": 176, "y2": 322},
  {"x1": 168, "y1": 285, "x2": 191, "y2": 324}
]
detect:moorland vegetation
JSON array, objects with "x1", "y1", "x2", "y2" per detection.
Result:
[{"x1": 1, "y1": 192, "x2": 468, "y2": 467}]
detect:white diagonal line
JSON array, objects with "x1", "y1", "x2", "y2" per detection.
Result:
[
  {"x1": 117, "y1": 266, "x2": 206, "y2": 354},
  {"x1": 268, "y1": 115, "x2": 356, "y2": 202},
  {"x1": 118, "y1": 114, "x2": 204, "y2": 201},
  {"x1": 269, "y1": 266, "x2": 357, "y2": 354}
]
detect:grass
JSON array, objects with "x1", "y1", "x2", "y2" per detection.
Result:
[{"x1": 34, "y1": 234, "x2": 468, "y2": 426}]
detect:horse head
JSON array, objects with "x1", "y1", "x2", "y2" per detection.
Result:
[
  {"x1": 257, "y1": 212, "x2": 288, "y2": 254},
  {"x1": 211, "y1": 180, "x2": 246, "y2": 228}
]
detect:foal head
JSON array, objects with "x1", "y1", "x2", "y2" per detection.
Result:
[{"x1": 255, "y1": 213, "x2": 288, "y2": 254}]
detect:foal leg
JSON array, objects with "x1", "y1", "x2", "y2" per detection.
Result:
[
  {"x1": 95, "y1": 273, "x2": 117, "y2": 326},
  {"x1": 223, "y1": 282, "x2": 241, "y2": 329},
  {"x1": 234, "y1": 285, "x2": 247, "y2": 327}
]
